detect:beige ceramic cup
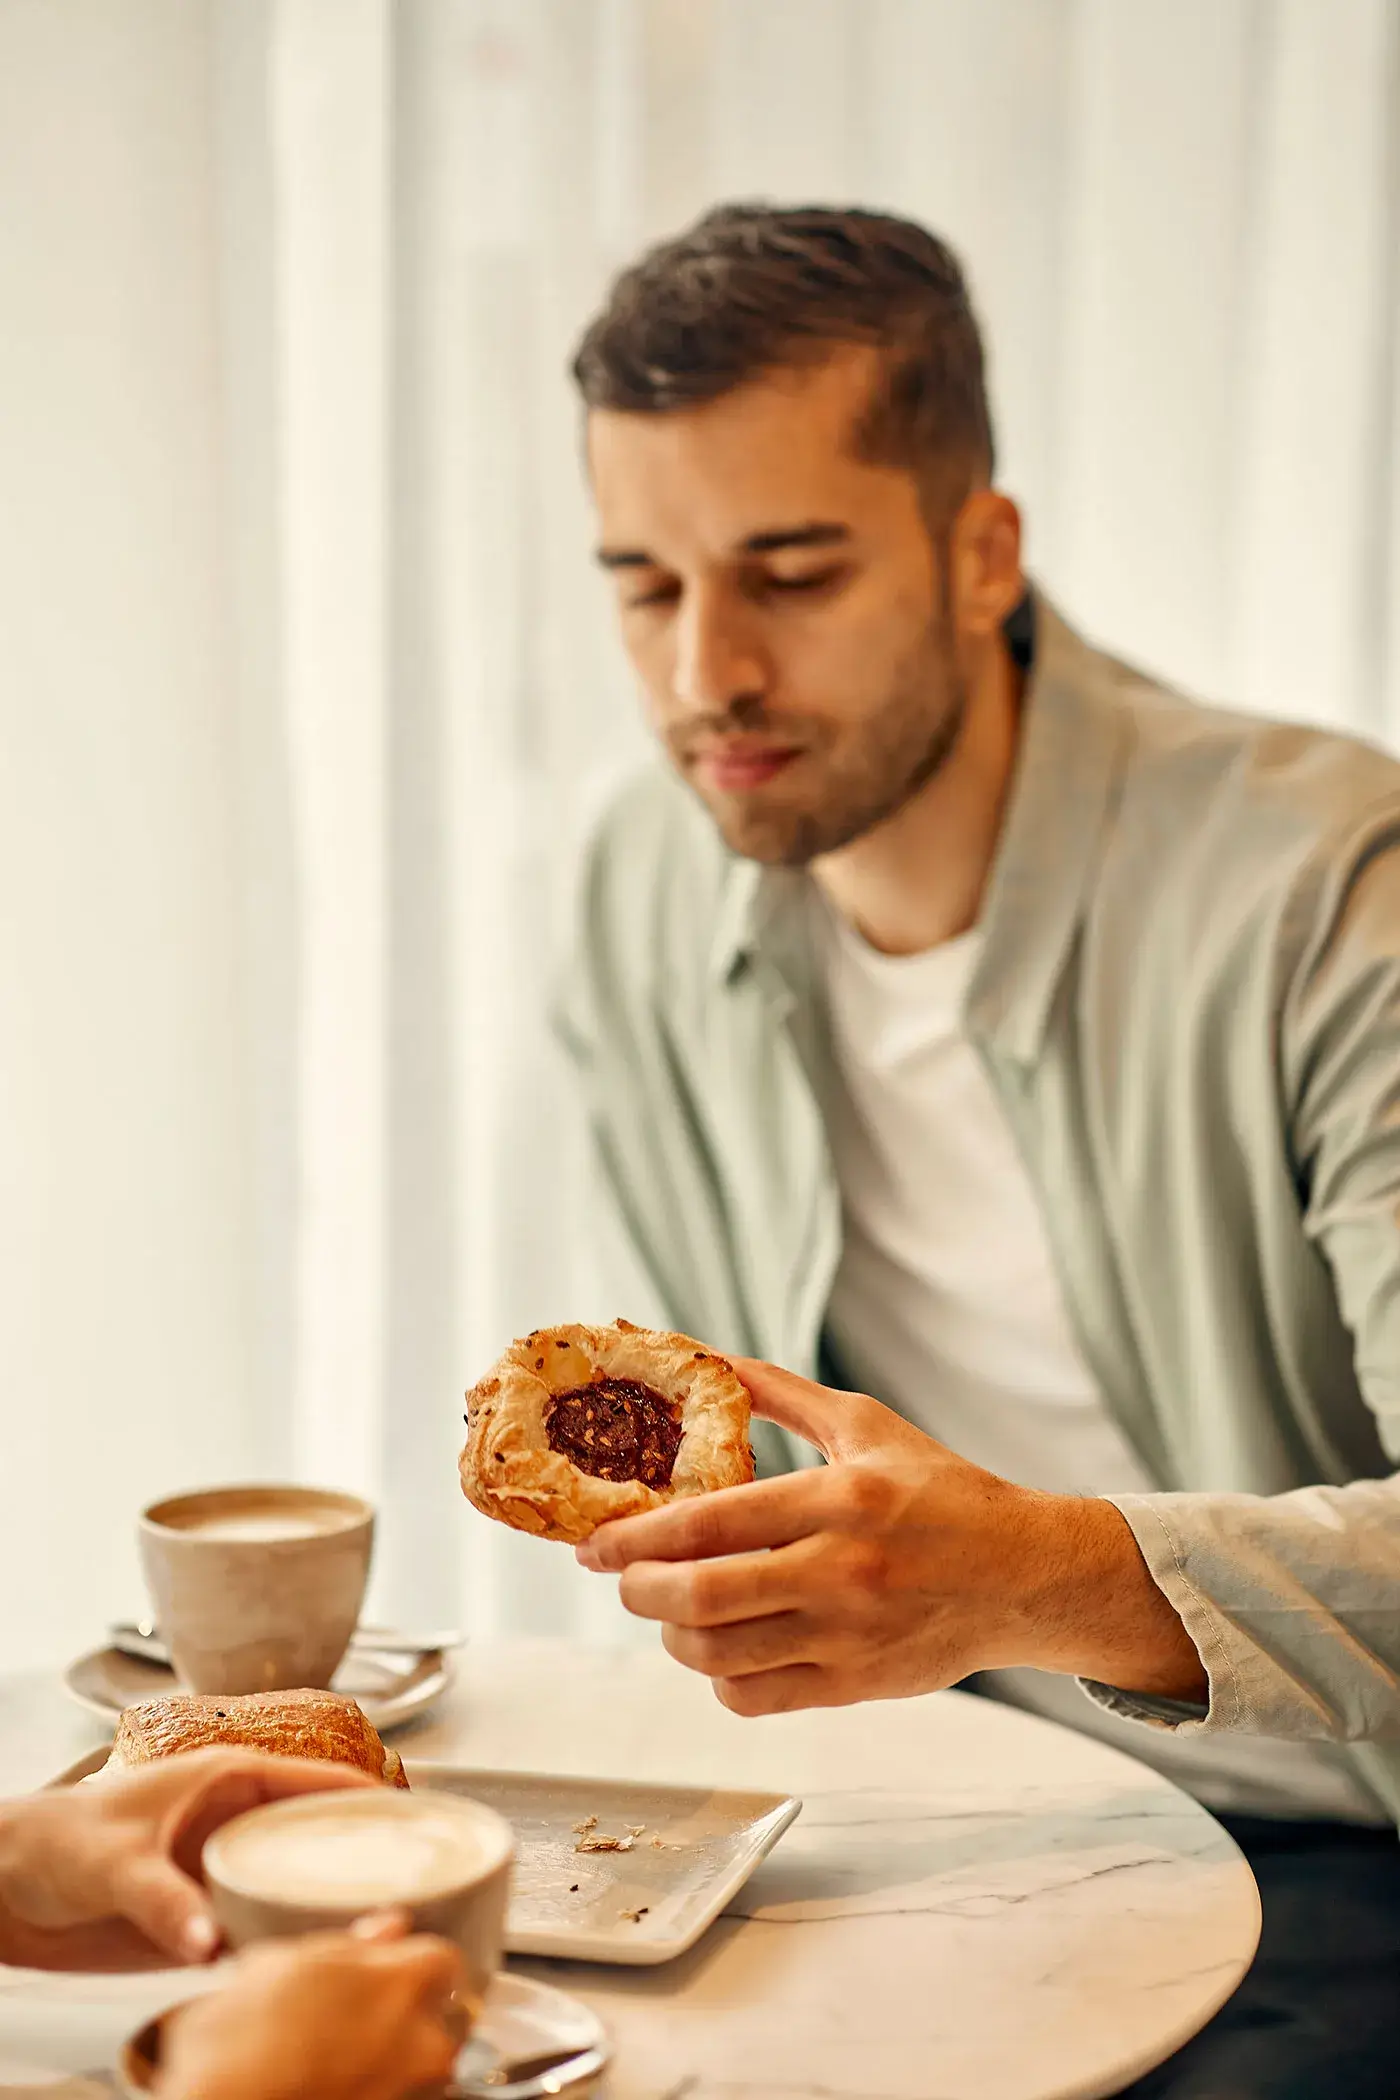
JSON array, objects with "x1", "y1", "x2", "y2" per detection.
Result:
[
  {"x1": 138, "y1": 1484, "x2": 374, "y2": 1694},
  {"x1": 202, "y1": 1788, "x2": 515, "y2": 2040}
]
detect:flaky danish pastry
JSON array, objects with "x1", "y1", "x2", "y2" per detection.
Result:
[
  {"x1": 459, "y1": 1319, "x2": 754, "y2": 1543},
  {"x1": 104, "y1": 1688, "x2": 408, "y2": 1787}
]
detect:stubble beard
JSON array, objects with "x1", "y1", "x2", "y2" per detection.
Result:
[{"x1": 670, "y1": 615, "x2": 967, "y2": 868}]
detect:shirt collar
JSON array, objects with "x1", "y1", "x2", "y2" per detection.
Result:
[
  {"x1": 707, "y1": 590, "x2": 1130, "y2": 1064},
  {"x1": 707, "y1": 855, "x2": 809, "y2": 997},
  {"x1": 708, "y1": 855, "x2": 766, "y2": 987},
  {"x1": 965, "y1": 594, "x2": 1131, "y2": 1064}
]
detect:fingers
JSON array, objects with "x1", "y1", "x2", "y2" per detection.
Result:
[
  {"x1": 617, "y1": 1531, "x2": 830, "y2": 1625},
  {"x1": 578, "y1": 1472, "x2": 827, "y2": 1572},
  {"x1": 109, "y1": 1754, "x2": 379, "y2": 1961},
  {"x1": 241, "y1": 1755, "x2": 379, "y2": 1804},
  {"x1": 111, "y1": 1856, "x2": 220, "y2": 1965},
  {"x1": 163, "y1": 1928, "x2": 465, "y2": 2099},
  {"x1": 232, "y1": 1927, "x2": 464, "y2": 2028},
  {"x1": 369, "y1": 1931, "x2": 463, "y2": 1998},
  {"x1": 729, "y1": 1358, "x2": 858, "y2": 1455},
  {"x1": 137, "y1": 1747, "x2": 375, "y2": 1810},
  {"x1": 398, "y1": 2023, "x2": 461, "y2": 2092},
  {"x1": 731, "y1": 1358, "x2": 921, "y2": 1460},
  {"x1": 662, "y1": 1611, "x2": 820, "y2": 1679},
  {"x1": 713, "y1": 1665, "x2": 846, "y2": 1718}
]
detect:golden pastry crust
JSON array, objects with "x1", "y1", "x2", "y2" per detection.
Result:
[
  {"x1": 460, "y1": 1319, "x2": 754, "y2": 1543},
  {"x1": 105, "y1": 1689, "x2": 409, "y2": 1787}
]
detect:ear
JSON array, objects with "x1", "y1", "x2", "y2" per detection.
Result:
[{"x1": 948, "y1": 490, "x2": 1024, "y2": 640}]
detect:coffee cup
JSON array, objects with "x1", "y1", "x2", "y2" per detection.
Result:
[
  {"x1": 139, "y1": 1484, "x2": 374, "y2": 1694},
  {"x1": 202, "y1": 1787, "x2": 515, "y2": 2035}
]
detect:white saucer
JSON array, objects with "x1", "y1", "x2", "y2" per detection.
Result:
[
  {"x1": 63, "y1": 1639, "x2": 452, "y2": 1736},
  {"x1": 454, "y1": 1973, "x2": 609, "y2": 2095}
]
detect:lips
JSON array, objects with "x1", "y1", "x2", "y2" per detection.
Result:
[{"x1": 694, "y1": 744, "x2": 800, "y2": 792}]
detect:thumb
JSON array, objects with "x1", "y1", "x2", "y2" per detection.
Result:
[
  {"x1": 731, "y1": 1358, "x2": 887, "y2": 1460},
  {"x1": 115, "y1": 1856, "x2": 221, "y2": 1965}
]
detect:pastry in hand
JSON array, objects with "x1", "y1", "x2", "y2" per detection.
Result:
[
  {"x1": 102, "y1": 1689, "x2": 408, "y2": 1787},
  {"x1": 460, "y1": 1318, "x2": 754, "y2": 1544}
]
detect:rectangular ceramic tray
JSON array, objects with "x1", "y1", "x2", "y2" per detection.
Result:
[
  {"x1": 414, "y1": 1760, "x2": 800, "y2": 1964},
  {"x1": 49, "y1": 1748, "x2": 800, "y2": 1967}
]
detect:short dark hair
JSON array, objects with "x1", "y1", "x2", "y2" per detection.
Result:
[{"x1": 572, "y1": 202, "x2": 995, "y2": 515}]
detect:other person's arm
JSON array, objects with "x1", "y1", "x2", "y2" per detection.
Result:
[{"x1": 0, "y1": 1749, "x2": 372, "y2": 1969}]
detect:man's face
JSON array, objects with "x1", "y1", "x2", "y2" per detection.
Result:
[{"x1": 587, "y1": 347, "x2": 966, "y2": 866}]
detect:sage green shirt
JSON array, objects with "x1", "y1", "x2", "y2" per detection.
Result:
[{"x1": 555, "y1": 597, "x2": 1400, "y2": 1823}]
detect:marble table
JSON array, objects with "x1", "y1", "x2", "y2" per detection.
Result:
[{"x1": 0, "y1": 1639, "x2": 1260, "y2": 2100}]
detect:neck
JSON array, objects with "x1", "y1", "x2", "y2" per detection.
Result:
[{"x1": 812, "y1": 633, "x2": 1023, "y2": 956}]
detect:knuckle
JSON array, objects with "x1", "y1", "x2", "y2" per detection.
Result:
[
  {"x1": 666, "y1": 1622, "x2": 721, "y2": 1674},
  {"x1": 678, "y1": 1499, "x2": 721, "y2": 1559},
  {"x1": 623, "y1": 1557, "x2": 717, "y2": 1626},
  {"x1": 619, "y1": 1561, "x2": 678, "y2": 1621},
  {"x1": 686, "y1": 1563, "x2": 728, "y2": 1622},
  {"x1": 715, "y1": 1675, "x2": 766, "y2": 1718},
  {"x1": 838, "y1": 1466, "x2": 892, "y2": 1527},
  {"x1": 840, "y1": 1537, "x2": 890, "y2": 1601}
]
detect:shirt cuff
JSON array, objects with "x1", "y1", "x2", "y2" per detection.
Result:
[
  {"x1": 1078, "y1": 1678, "x2": 1211, "y2": 1730},
  {"x1": 1075, "y1": 1495, "x2": 1242, "y2": 1734}
]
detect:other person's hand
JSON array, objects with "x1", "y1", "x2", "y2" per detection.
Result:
[
  {"x1": 0, "y1": 1748, "x2": 375, "y2": 1970},
  {"x1": 157, "y1": 1913, "x2": 464, "y2": 2100},
  {"x1": 578, "y1": 1358, "x2": 1206, "y2": 1715}
]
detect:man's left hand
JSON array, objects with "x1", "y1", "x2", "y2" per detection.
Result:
[{"x1": 576, "y1": 1359, "x2": 1207, "y2": 1716}]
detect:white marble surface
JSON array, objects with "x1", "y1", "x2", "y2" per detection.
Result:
[{"x1": 0, "y1": 1639, "x2": 1260, "y2": 2100}]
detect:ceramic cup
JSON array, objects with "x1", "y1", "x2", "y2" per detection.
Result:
[
  {"x1": 202, "y1": 1787, "x2": 515, "y2": 2042},
  {"x1": 138, "y1": 1483, "x2": 374, "y2": 1694}
]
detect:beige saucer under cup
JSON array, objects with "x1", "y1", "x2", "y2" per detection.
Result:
[
  {"x1": 139, "y1": 1484, "x2": 374, "y2": 1694},
  {"x1": 203, "y1": 1788, "x2": 515, "y2": 2032}
]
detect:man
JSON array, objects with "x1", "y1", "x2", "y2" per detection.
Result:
[
  {"x1": 556, "y1": 203, "x2": 1400, "y2": 2095},
  {"x1": 0, "y1": 1750, "x2": 461, "y2": 2098}
]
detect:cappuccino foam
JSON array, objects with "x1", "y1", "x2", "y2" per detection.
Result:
[
  {"x1": 213, "y1": 1794, "x2": 500, "y2": 1908},
  {"x1": 169, "y1": 1512, "x2": 338, "y2": 1542}
]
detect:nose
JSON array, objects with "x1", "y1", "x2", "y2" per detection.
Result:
[{"x1": 672, "y1": 581, "x2": 768, "y2": 718}]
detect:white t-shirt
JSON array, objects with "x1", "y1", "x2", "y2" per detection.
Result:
[{"x1": 815, "y1": 894, "x2": 1386, "y2": 1823}]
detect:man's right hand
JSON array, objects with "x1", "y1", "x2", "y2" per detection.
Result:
[
  {"x1": 579, "y1": 1356, "x2": 1207, "y2": 1713},
  {"x1": 157, "y1": 1914, "x2": 465, "y2": 2100}
]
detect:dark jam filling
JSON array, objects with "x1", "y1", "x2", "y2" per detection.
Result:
[{"x1": 545, "y1": 1378, "x2": 682, "y2": 1489}]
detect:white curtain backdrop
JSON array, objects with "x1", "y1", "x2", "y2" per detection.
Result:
[{"x1": 4, "y1": 0, "x2": 1399, "y2": 1669}]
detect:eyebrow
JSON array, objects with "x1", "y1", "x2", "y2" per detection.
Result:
[{"x1": 595, "y1": 521, "x2": 851, "y2": 570}]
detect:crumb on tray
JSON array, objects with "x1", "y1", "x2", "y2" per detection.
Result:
[
  {"x1": 575, "y1": 1830, "x2": 636, "y2": 1853},
  {"x1": 573, "y1": 1817, "x2": 650, "y2": 1854}
]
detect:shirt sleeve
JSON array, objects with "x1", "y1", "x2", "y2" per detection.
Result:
[
  {"x1": 1079, "y1": 823, "x2": 1400, "y2": 1743},
  {"x1": 1081, "y1": 1481, "x2": 1400, "y2": 1738}
]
